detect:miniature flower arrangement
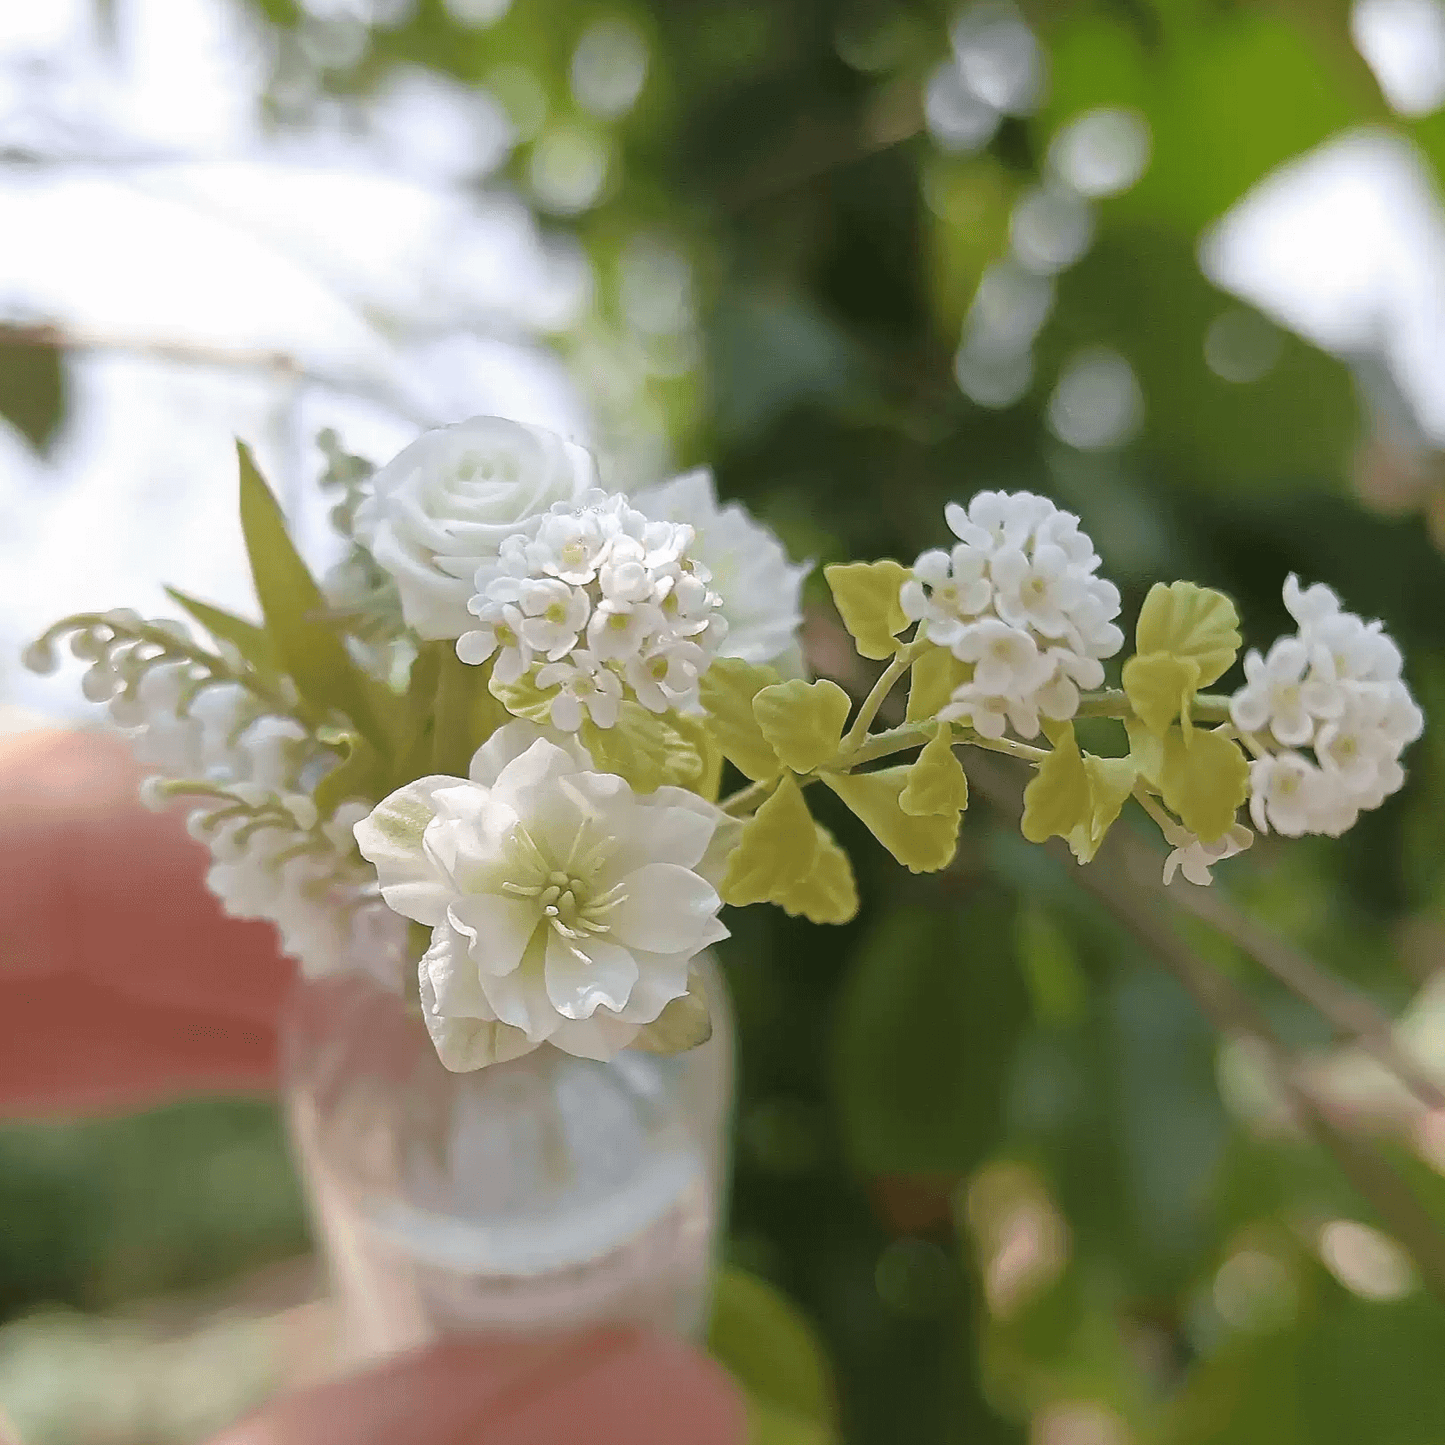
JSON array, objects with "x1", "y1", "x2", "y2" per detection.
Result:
[{"x1": 25, "y1": 416, "x2": 1424, "y2": 1076}]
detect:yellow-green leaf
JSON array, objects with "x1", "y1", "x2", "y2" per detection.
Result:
[
  {"x1": 700, "y1": 657, "x2": 782, "y2": 782},
  {"x1": 582, "y1": 704, "x2": 703, "y2": 794},
  {"x1": 1125, "y1": 717, "x2": 1164, "y2": 787},
  {"x1": 630, "y1": 969, "x2": 713, "y2": 1053},
  {"x1": 1122, "y1": 650, "x2": 1201, "y2": 737},
  {"x1": 165, "y1": 586, "x2": 281, "y2": 683},
  {"x1": 774, "y1": 823, "x2": 859, "y2": 924},
  {"x1": 720, "y1": 774, "x2": 818, "y2": 906},
  {"x1": 1020, "y1": 725, "x2": 1092, "y2": 845},
  {"x1": 1066, "y1": 754, "x2": 1137, "y2": 863},
  {"x1": 906, "y1": 646, "x2": 970, "y2": 723},
  {"x1": 238, "y1": 443, "x2": 390, "y2": 750},
  {"x1": 824, "y1": 560, "x2": 910, "y2": 660},
  {"x1": 822, "y1": 767, "x2": 960, "y2": 873},
  {"x1": 753, "y1": 679, "x2": 852, "y2": 774},
  {"x1": 1135, "y1": 581, "x2": 1241, "y2": 688},
  {"x1": 900, "y1": 725, "x2": 968, "y2": 817},
  {"x1": 488, "y1": 668, "x2": 557, "y2": 724},
  {"x1": 1159, "y1": 726, "x2": 1250, "y2": 842}
]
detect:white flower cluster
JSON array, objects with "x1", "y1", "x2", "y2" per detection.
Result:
[
  {"x1": 457, "y1": 491, "x2": 727, "y2": 733},
  {"x1": 902, "y1": 490, "x2": 1124, "y2": 738},
  {"x1": 1232, "y1": 576, "x2": 1424, "y2": 838},
  {"x1": 25, "y1": 613, "x2": 398, "y2": 979}
]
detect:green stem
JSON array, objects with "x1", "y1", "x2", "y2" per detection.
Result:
[
  {"x1": 1073, "y1": 688, "x2": 1233, "y2": 723},
  {"x1": 838, "y1": 639, "x2": 926, "y2": 758}
]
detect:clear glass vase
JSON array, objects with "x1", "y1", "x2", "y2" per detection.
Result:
[{"x1": 281, "y1": 954, "x2": 734, "y2": 1368}]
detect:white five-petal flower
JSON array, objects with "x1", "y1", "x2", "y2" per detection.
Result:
[{"x1": 354, "y1": 723, "x2": 734, "y2": 1070}]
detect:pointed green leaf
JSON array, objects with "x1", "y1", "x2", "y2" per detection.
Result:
[
  {"x1": 900, "y1": 724, "x2": 968, "y2": 817},
  {"x1": 165, "y1": 587, "x2": 281, "y2": 683},
  {"x1": 699, "y1": 656, "x2": 782, "y2": 781},
  {"x1": 1159, "y1": 726, "x2": 1250, "y2": 843},
  {"x1": 1066, "y1": 754, "x2": 1137, "y2": 863},
  {"x1": 905, "y1": 645, "x2": 970, "y2": 723},
  {"x1": 824, "y1": 560, "x2": 910, "y2": 660},
  {"x1": 237, "y1": 442, "x2": 390, "y2": 749},
  {"x1": 1122, "y1": 650, "x2": 1202, "y2": 737},
  {"x1": 822, "y1": 766, "x2": 960, "y2": 872},
  {"x1": 1135, "y1": 581, "x2": 1241, "y2": 688},
  {"x1": 1020, "y1": 725, "x2": 1092, "y2": 845},
  {"x1": 630, "y1": 968, "x2": 713, "y2": 1053},
  {"x1": 774, "y1": 822, "x2": 859, "y2": 925},
  {"x1": 720, "y1": 774, "x2": 818, "y2": 906},
  {"x1": 582, "y1": 704, "x2": 703, "y2": 794},
  {"x1": 752, "y1": 679, "x2": 852, "y2": 774}
]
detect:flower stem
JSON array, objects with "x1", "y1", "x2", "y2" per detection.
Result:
[
  {"x1": 1073, "y1": 688, "x2": 1233, "y2": 723},
  {"x1": 838, "y1": 639, "x2": 926, "y2": 758}
]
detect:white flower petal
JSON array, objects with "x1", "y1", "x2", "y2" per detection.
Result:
[
  {"x1": 354, "y1": 776, "x2": 460, "y2": 925},
  {"x1": 544, "y1": 933, "x2": 640, "y2": 1020},
  {"x1": 609, "y1": 862, "x2": 721, "y2": 954},
  {"x1": 448, "y1": 894, "x2": 540, "y2": 978}
]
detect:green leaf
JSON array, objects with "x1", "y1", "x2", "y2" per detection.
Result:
[
  {"x1": 582, "y1": 704, "x2": 704, "y2": 794},
  {"x1": 1067, "y1": 754, "x2": 1137, "y2": 864},
  {"x1": 822, "y1": 766, "x2": 960, "y2": 873},
  {"x1": 630, "y1": 968, "x2": 713, "y2": 1053},
  {"x1": 708, "y1": 1267, "x2": 837, "y2": 1438},
  {"x1": 1020, "y1": 725, "x2": 1092, "y2": 845},
  {"x1": 1122, "y1": 651, "x2": 1201, "y2": 737},
  {"x1": 752, "y1": 679, "x2": 852, "y2": 774},
  {"x1": 1125, "y1": 717, "x2": 1165, "y2": 788},
  {"x1": 1159, "y1": 727, "x2": 1250, "y2": 843},
  {"x1": 488, "y1": 668, "x2": 557, "y2": 724},
  {"x1": 1134, "y1": 581, "x2": 1241, "y2": 689},
  {"x1": 823, "y1": 560, "x2": 910, "y2": 660},
  {"x1": 433, "y1": 649, "x2": 509, "y2": 777},
  {"x1": 165, "y1": 587, "x2": 282, "y2": 683},
  {"x1": 833, "y1": 896, "x2": 1028, "y2": 1174},
  {"x1": 313, "y1": 734, "x2": 386, "y2": 819},
  {"x1": 237, "y1": 442, "x2": 390, "y2": 750},
  {"x1": 905, "y1": 645, "x2": 970, "y2": 723},
  {"x1": 720, "y1": 774, "x2": 818, "y2": 906},
  {"x1": 773, "y1": 822, "x2": 859, "y2": 925},
  {"x1": 900, "y1": 724, "x2": 969, "y2": 817},
  {"x1": 700, "y1": 657, "x2": 782, "y2": 782}
]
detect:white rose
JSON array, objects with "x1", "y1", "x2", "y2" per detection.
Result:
[
  {"x1": 354, "y1": 416, "x2": 597, "y2": 640},
  {"x1": 632, "y1": 469, "x2": 811, "y2": 668},
  {"x1": 354, "y1": 721, "x2": 739, "y2": 1070}
]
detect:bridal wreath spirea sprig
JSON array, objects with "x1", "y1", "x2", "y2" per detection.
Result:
[{"x1": 26, "y1": 414, "x2": 1425, "y2": 1071}]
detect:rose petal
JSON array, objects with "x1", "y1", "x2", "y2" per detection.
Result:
[
  {"x1": 608, "y1": 864, "x2": 720, "y2": 955},
  {"x1": 544, "y1": 934, "x2": 639, "y2": 1020}
]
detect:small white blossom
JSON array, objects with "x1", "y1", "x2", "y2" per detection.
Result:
[
  {"x1": 354, "y1": 724, "x2": 734, "y2": 1069},
  {"x1": 462, "y1": 490, "x2": 726, "y2": 729},
  {"x1": 535, "y1": 651, "x2": 623, "y2": 731},
  {"x1": 1235, "y1": 576, "x2": 1423, "y2": 839},
  {"x1": 1230, "y1": 637, "x2": 1341, "y2": 747},
  {"x1": 900, "y1": 547, "x2": 991, "y2": 647},
  {"x1": 913, "y1": 491, "x2": 1123, "y2": 739},
  {"x1": 1162, "y1": 822, "x2": 1254, "y2": 886}
]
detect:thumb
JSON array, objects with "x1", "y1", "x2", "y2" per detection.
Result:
[{"x1": 209, "y1": 1329, "x2": 746, "y2": 1445}]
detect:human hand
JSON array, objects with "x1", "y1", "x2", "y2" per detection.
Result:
[{"x1": 0, "y1": 729, "x2": 744, "y2": 1444}]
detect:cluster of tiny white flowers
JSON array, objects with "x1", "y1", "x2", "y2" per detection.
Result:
[
  {"x1": 903, "y1": 490, "x2": 1124, "y2": 738},
  {"x1": 1161, "y1": 820, "x2": 1254, "y2": 887},
  {"x1": 457, "y1": 490, "x2": 728, "y2": 733},
  {"x1": 1232, "y1": 576, "x2": 1423, "y2": 838},
  {"x1": 25, "y1": 613, "x2": 394, "y2": 978}
]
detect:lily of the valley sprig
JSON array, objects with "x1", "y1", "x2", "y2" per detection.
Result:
[{"x1": 25, "y1": 416, "x2": 1424, "y2": 1074}]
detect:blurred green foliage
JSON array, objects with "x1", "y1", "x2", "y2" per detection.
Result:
[{"x1": 7, "y1": 0, "x2": 1445, "y2": 1441}]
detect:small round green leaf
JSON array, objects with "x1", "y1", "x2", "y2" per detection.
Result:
[
  {"x1": 700, "y1": 656, "x2": 782, "y2": 782},
  {"x1": 824, "y1": 560, "x2": 911, "y2": 660},
  {"x1": 1159, "y1": 726, "x2": 1250, "y2": 842},
  {"x1": 822, "y1": 766, "x2": 960, "y2": 872},
  {"x1": 774, "y1": 822, "x2": 859, "y2": 924},
  {"x1": 753, "y1": 678, "x2": 852, "y2": 773},
  {"x1": 1134, "y1": 581, "x2": 1241, "y2": 688},
  {"x1": 1122, "y1": 650, "x2": 1202, "y2": 737},
  {"x1": 900, "y1": 725, "x2": 969, "y2": 817},
  {"x1": 720, "y1": 774, "x2": 818, "y2": 905}
]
